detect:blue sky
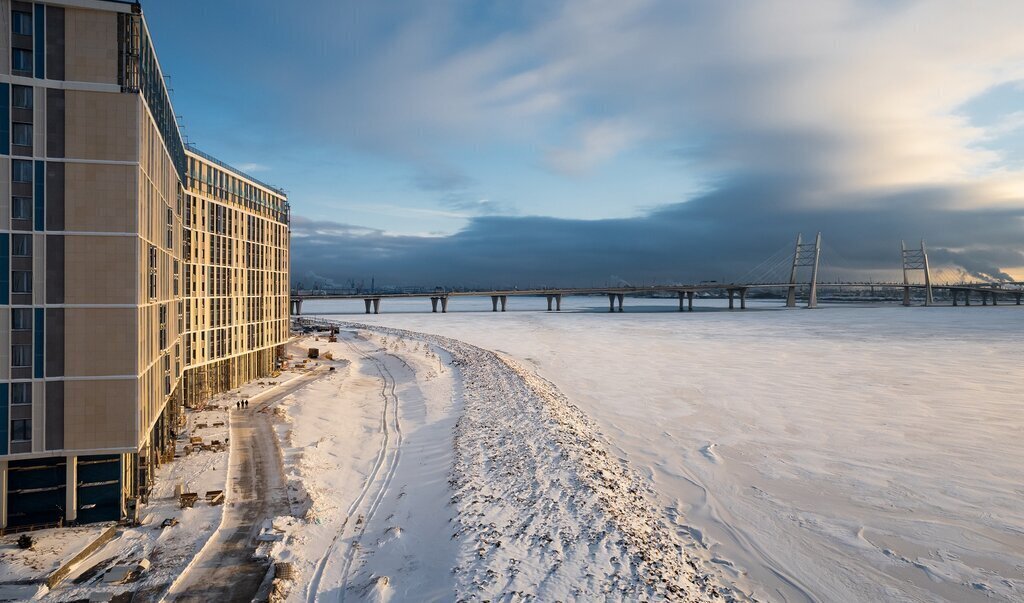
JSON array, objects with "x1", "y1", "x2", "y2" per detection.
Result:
[{"x1": 144, "y1": 0, "x2": 1024, "y2": 287}]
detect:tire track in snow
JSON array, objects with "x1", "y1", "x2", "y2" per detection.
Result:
[{"x1": 305, "y1": 334, "x2": 404, "y2": 602}]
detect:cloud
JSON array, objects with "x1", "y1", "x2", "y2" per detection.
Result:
[
  {"x1": 234, "y1": 162, "x2": 268, "y2": 173},
  {"x1": 288, "y1": 1, "x2": 1024, "y2": 196},
  {"x1": 545, "y1": 120, "x2": 646, "y2": 175},
  {"x1": 236, "y1": 0, "x2": 1024, "y2": 283},
  {"x1": 291, "y1": 176, "x2": 1024, "y2": 288}
]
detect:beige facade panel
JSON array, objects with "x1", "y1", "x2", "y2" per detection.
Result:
[
  {"x1": 0, "y1": 0, "x2": 9, "y2": 78},
  {"x1": 64, "y1": 235, "x2": 136, "y2": 304},
  {"x1": 64, "y1": 379, "x2": 136, "y2": 450},
  {"x1": 65, "y1": 90, "x2": 138, "y2": 161},
  {"x1": 64, "y1": 162, "x2": 138, "y2": 233},
  {"x1": 64, "y1": 6, "x2": 119, "y2": 85},
  {"x1": 32, "y1": 381, "x2": 44, "y2": 452},
  {"x1": 64, "y1": 307, "x2": 137, "y2": 377}
]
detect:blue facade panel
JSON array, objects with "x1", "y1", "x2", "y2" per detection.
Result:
[
  {"x1": 0, "y1": 383, "x2": 8, "y2": 456},
  {"x1": 34, "y1": 161, "x2": 45, "y2": 231},
  {"x1": 0, "y1": 83, "x2": 8, "y2": 156},
  {"x1": 33, "y1": 4, "x2": 44, "y2": 78},
  {"x1": 0, "y1": 233, "x2": 8, "y2": 305}
]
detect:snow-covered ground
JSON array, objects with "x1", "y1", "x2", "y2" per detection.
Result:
[
  {"x1": 298, "y1": 296, "x2": 1024, "y2": 602},
  {"x1": 271, "y1": 328, "x2": 732, "y2": 601},
  {"x1": 34, "y1": 369, "x2": 305, "y2": 602}
]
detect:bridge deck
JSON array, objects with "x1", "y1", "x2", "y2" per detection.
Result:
[{"x1": 292, "y1": 281, "x2": 1023, "y2": 302}]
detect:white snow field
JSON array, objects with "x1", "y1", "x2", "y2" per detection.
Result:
[
  {"x1": 295, "y1": 297, "x2": 1024, "y2": 602},
  {"x1": 270, "y1": 330, "x2": 731, "y2": 602}
]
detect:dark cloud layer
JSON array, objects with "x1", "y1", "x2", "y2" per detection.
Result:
[{"x1": 292, "y1": 179, "x2": 1024, "y2": 289}]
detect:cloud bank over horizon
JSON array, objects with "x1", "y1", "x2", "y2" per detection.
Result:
[{"x1": 146, "y1": 1, "x2": 1024, "y2": 285}]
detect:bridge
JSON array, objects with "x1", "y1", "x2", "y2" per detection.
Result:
[{"x1": 289, "y1": 234, "x2": 1024, "y2": 315}]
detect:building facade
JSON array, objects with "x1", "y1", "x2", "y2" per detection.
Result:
[
  {"x1": 181, "y1": 149, "x2": 290, "y2": 409},
  {"x1": 0, "y1": 0, "x2": 289, "y2": 530}
]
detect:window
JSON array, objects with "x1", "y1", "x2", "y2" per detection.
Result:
[
  {"x1": 12, "y1": 48, "x2": 32, "y2": 72},
  {"x1": 12, "y1": 85, "x2": 32, "y2": 109},
  {"x1": 12, "y1": 270, "x2": 32, "y2": 293},
  {"x1": 12, "y1": 234, "x2": 31, "y2": 257},
  {"x1": 12, "y1": 122, "x2": 31, "y2": 146},
  {"x1": 12, "y1": 159, "x2": 32, "y2": 183},
  {"x1": 11, "y1": 308, "x2": 32, "y2": 330},
  {"x1": 149, "y1": 245, "x2": 157, "y2": 299},
  {"x1": 12, "y1": 11, "x2": 31, "y2": 35},
  {"x1": 12, "y1": 344, "x2": 32, "y2": 367},
  {"x1": 11, "y1": 419, "x2": 31, "y2": 442},
  {"x1": 166, "y1": 207, "x2": 174, "y2": 249},
  {"x1": 159, "y1": 304, "x2": 167, "y2": 350},
  {"x1": 12, "y1": 196, "x2": 32, "y2": 219},
  {"x1": 11, "y1": 383, "x2": 31, "y2": 405}
]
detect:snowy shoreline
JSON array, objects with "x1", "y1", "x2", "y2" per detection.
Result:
[{"x1": 282, "y1": 320, "x2": 741, "y2": 602}]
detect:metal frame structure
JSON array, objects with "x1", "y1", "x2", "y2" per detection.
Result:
[
  {"x1": 786, "y1": 232, "x2": 822, "y2": 308},
  {"x1": 901, "y1": 240, "x2": 933, "y2": 306}
]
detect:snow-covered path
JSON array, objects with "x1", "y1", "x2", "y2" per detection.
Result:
[{"x1": 273, "y1": 332, "x2": 462, "y2": 602}]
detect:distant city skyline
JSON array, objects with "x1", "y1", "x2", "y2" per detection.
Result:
[{"x1": 146, "y1": 1, "x2": 1024, "y2": 286}]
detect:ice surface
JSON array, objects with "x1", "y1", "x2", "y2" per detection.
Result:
[{"x1": 304, "y1": 297, "x2": 1024, "y2": 602}]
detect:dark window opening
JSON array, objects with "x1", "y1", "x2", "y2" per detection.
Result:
[
  {"x1": 11, "y1": 308, "x2": 32, "y2": 330},
  {"x1": 12, "y1": 344, "x2": 32, "y2": 367},
  {"x1": 12, "y1": 159, "x2": 32, "y2": 183},
  {"x1": 12, "y1": 270, "x2": 32, "y2": 293},
  {"x1": 12, "y1": 85, "x2": 32, "y2": 109},
  {"x1": 12, "y1": 122, "x2": 32, "y2": 146},
  {"x1": 12, "y1": 196, "x2": 32, "y2": 219},
  {"x1": 12, "y1": 11, "x2": 32, "y2": 36},
  {"x1": 11, "y1": 419, "x2": 32, "y2": 442},
  {"x1": 12, "y1": 48, "x2": 32, "y2": 72},
  {"x1": 12, "y1": 234, "x2": 32, "y2": 257},
  {"x1": 11, "y1": 382, "x2": 31, "y2": 405}
]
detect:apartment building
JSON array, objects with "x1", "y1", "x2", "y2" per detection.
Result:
[
  {"x1": 0, "y1": 0, "x2": 290, "y2": 530},
  {"x1": 181, "y1": 149, "x2": 290, "y2": 409}
]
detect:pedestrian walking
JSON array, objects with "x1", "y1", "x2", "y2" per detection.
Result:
[{"x1": 236, "y1": 401, "x2": 240, "y2": 409}]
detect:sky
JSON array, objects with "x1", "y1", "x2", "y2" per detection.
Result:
[{"x1": 143, "y1": 0, "x2": 1024, "y2": 288}]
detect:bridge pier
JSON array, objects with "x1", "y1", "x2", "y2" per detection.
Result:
[
  {"x1": 687, "y1": 291, "x2": 694, "y2": 311},
  {"x1": 982, "y1": 292, "x2": 989, "y2": 306},
  {"x1": 617, "y1": 294, "x2": 624, "y2": 312},
  {"x1": 290, "y1": 299, "x2": 303, "y2": 315},
  {"x1": 491, "y1": 296, "x2": 499, "y2": 312},
  {"x1": 902, "y1": 286, "x2": 911, "y2": 307},
  {"x1": 608, "y1": 294, "x2": 623, "y2": 312},
  {"x1": 500, "y1": 295, "x2": 507, "y2": 312},
  {"x1": 431, "y1": 297, "x2": 439, "y2": 313},
  {"x1": 678, "y1": 291, "x2": 685, "y2": 312},
  {"x1": 728, "y1": 289, "x2": 735, "y2": 310},
  {"x1": 544, "y1": 294, "x2": 563, "y2": 311},
  {"x1": 951, "y1": 290, "x2": 958, "y2": 306},
  {"x1": 364, "y1": 298, "x2": 372, "y2": 314},
  {"x1": 740, "y1": 288, "x2": 747, "y2": 310},
  {"x1": 1017, "y1": 293, "x2": 1022, "y2": 305},
  {"x1": 441, "y1": 297, "x2": 449, "y2": 313},
  {"x1": 992, "y1": 293, "x2": 998, "y2": 306},
  {"x1": 965, "y1": 292, "x2": 971, "y2": 306}
]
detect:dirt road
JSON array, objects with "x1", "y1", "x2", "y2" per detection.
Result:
[{"x1": 167, "y1": 368, "x2": 328, "y2": 602}]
